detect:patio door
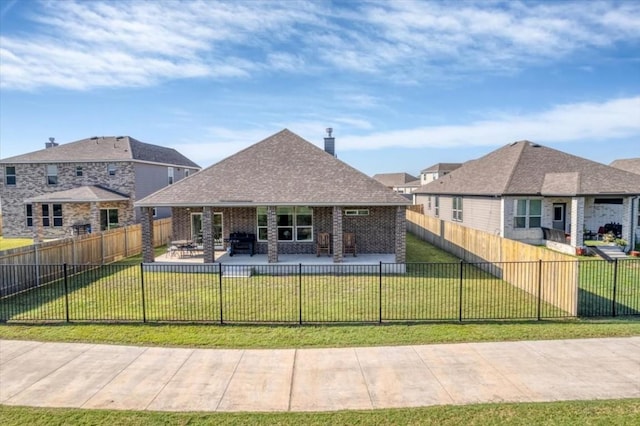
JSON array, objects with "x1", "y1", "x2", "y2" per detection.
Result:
[
  {"x1": 552, "y1": 203, "x2": 566, "y2": 231},
  {"x1": 191, "y1": 212, "x2": 224, "y2": 249}
]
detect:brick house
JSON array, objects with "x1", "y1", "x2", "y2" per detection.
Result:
[
  {"x1": 413, "y1": 141, "x2": 640, "y2": 252},
  {"x1": 0, "y1": 136, "x2": 200, "y2": 240},
  {"x1": 136, "y1": 129, "x2": 410, "y2": 263}
]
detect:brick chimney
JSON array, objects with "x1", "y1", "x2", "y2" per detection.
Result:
[{"x1": 324, "y1": 128, "x2": 335, "y2": 157}]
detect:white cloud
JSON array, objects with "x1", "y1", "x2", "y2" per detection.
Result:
[
  {"x1": 339, "y1": 96, "x2": 640, "y2": 150},
  {"x1": 1, "y1": 0, "x2": 638, "y2": 90}
]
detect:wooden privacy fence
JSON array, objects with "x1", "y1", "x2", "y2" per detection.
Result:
[{"x1": 406, "y1": 210, "x2": 578, "y2": 316}]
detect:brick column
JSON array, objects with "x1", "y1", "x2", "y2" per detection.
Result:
[
  {"x1": 203, "y1": 206, "x2": 215, "y2": 263},
  {"x1": 332, "y1": 206, "x2": 343, "y2": 263},
  {"x1": 33, "y1": 202, "x2": 44, "y2": 243},
  {"x1": 570, "y1": 197, "x2": 585, "y2": 248},
  {"x1": 90, "y1": 202, "x2": 100, "y2": 234},
  {"x1": 622, "y1": 197, "x2": 634, "y2": 251},
  {"x1": 141, "y1": 207, "x2": 155, "y2": 263},
  {"x1": 395, "y1": 206, "x2": 407, "y2": 263},
  {"x1": 267, "y1": 206, "x2": 278, "y2": 263}
]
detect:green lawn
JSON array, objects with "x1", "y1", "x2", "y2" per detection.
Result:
[
  {"x1": 0, "y1": 237, "x2": 34, "y2": 251},
  {"x1": 2, "y1": 399, "x2": 639, "y2": 426},
  {"x1": 578, "y1": 258, "x2": 640, "y2": 316}
]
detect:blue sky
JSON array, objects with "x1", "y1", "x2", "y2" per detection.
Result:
[{"x1": 1, "y1": 0, "x2": 639, "y2": 177}]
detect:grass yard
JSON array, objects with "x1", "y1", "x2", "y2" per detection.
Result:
[
  {"x1": 0, "y1": 237, "x2": 34, "y2": 251},
  {"x1": 2, "y1": 398, "x2": 639, "y2": 426},
  {"x1": 578, "y1": 258, "x2": 640, "y2": 316}
]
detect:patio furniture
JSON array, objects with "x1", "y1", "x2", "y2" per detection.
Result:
[
  {"x1": 343, "y1": 232, "x2": 357, "y2": 257},
  {"x1": 316, "y1": 232, "x2": 331, "y2": 256}
]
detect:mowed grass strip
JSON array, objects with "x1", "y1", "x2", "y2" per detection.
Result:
[{"x1": 2, "y1": 398, "x2": 639, "y2": 426}]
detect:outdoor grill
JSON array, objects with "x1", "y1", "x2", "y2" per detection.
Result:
[{"x1": 225, "y1": 232, "x2": 256, "y2": 256}]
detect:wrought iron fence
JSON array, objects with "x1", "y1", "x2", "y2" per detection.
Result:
[{"x1": 1, "y1": 259, "x2": 638, "y2": 323}]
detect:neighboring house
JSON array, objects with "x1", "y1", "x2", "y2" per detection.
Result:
[
  {"x1": 372, "y1": 172, "x2": 420, "y2": 195},
  {"x1": 610, "y1": 158, "x2": 640, "y2": 175},
  {"x1": 420, "y1": 162, "x2": 462, "y2": 185},
  {"x1": 413, "y1": 141, "x2": 640, "y2": 251},
  {"x1": 0, "y1": 136, "x2": 200, "y2": 240},
  {"x1": 136, "y1": 129, "x2": 410, "y2": 263}
]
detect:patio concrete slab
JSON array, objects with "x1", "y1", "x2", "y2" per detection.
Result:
[
  {"x1": 1, "y1": 337, "x2": 639, "y2": 412},
  {"x1": 290, "y1": 348, "x2": 372, "y2": 411}
]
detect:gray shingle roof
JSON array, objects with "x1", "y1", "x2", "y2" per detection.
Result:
[
  {"x1": 372, "y1": 172, "x2": 419, "y2": 187},
  {"x1": 24, "y1": 185, "x2": 129, "y2": 203},
  {"x1": 610, "y1": 158, "x2": 640, "y2": 175},
  {"x1": 415, "y1": 141, "x2": 640, "y2": 196},
  {"x1": 1, "y1": 136, "x2": 200, "y2": 168},
  {"x1": 420, "y1": 162, "x2": 462, "y2": 173},
  {"x1": 137, "y1": 129, "x2": 410, "y2": 207}
]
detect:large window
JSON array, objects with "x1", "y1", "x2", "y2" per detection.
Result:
[
  {"x1": 168, "y1": 167, "x2": 174, "y2": 185},
  {"x1": 46, "y1": 165, "x2": 58, "y2": 185},
  {"x1": 452, "y1": 197, "x2": 463, "y2": 222},
  {"x1": 257, "y1": 206, "x2": 313, "y2": 242},
  {"x1": 100, "y1": 209, "x2": 119, "y2": 230},
  {"x1": 41, "y1": 203, "x2": 63, "y2": 227},
  {"x1": 5, "y1": 166, "x2": 16, "y2": 185},
  {"x1": 514, "y1": 199, "x2": 541, "y2": 228}
]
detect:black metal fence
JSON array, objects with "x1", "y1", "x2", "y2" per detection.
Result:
[{"x1": 1, "y1": 259, "x2": 638, "y2": 323}]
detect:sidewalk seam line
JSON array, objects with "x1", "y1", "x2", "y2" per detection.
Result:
[
  {"x1": 214, "y1": 349, "x2": 245, "y2": 411},
  {"x1": 287, "y1": 348, "x2": 298, "y2": 411},
  {"x1": 412, "y1": 345, "x2": 456, "y2": 404},
  {"x1": 144, "y1": 348, "x2": 196, "y2": 411},
  {"x1": 354, "y1": 348, "x2": 375, "y2": 409}
]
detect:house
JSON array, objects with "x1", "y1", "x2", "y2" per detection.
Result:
[
  {"x1": 413, "y1": 141, "x2": 640, "y2": 251},
  {"x1": 0, "y1": 136, "x2": 200, "y2": 240},
  {"x1": 610, "y1": 158, "x2": 640, "y2": 175},
  {"x1": 419, "y1": 162, "x2": 462, "y2": 185},
  {"x1": 136, "y1": 129, "x2": 410, "y2": 263},
  {"x1": 372, "y1": 172, "x2": 420, "y2": 195}
]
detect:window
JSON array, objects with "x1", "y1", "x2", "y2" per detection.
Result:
[
  {"x1": 257, "y1": 206, "x2": 313, "y2": 241},
  {"x1": 41, "y1": 203, "x2": 63, "y2": 227},
  {"x1": 46, "y1": 165, "x2": 58, "y2": 185},
  {"x1": 76, "y1": 166, "x2": 83, "y2": 177},
  {"x1": 185, "y1": 169, "x2": 190, "y2": 177},
  {"x1": 435, "y1": 196, "x2": 440, "y2": 217},
  {"x1": 427, "y1": 196, "x2": 432, "y2": 210},
  {"x1": 100, "y1": 209, "x2": 119, "y2": 230},
  {"x1": 344, "y1": 209, "x2": 369, "y2": 216},
  {"x1": 514, "y1": 199, "x2": 541, "y2": 228},
  {"x1": 107, "y1": 164, "x2": 117, "y2": 176},
  {"x1": 168, "y1": 167, "x2": 174, "y2": 185},
  {"x1": 5, "y1": 166, "x2": 16, "y2": 185},
  {"x1": 594, "y1": 198, "x2": 623, "y2": 205},
  {"x1": 152, "y1": 208, "x2": 158, "y2": 218},
  {"x1": 26, "y1": 204, "x2": 33, "y2": 227},
  {"x1": 452, "y1": 197, "x2": 463, "y2": 222}
]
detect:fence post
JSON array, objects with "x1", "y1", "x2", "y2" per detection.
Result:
[
  {"x1": 63, "y1": 263, "x2": 70, "y2": 323},
  {"x1": 537, "y1": 259, "x2": 542, "y2": 321},
  {"x1": 219, "y1": 263, "x2": 224, "y2": 324},
  {"x1": 299, "y1": 263, "x2": 302, "y2": 325},
  {"x1": 379, "y1": 262, "x2": 383, "y2": 324},
  {"x1": 612, "y1": 258, "x2": 618, "y2": 317},
  {"x1": 459, "y1": 260, "x2": 464, "y2": 322},
  {"x1": 140, "y1": 263, "x2": 146, "y2": 323}
]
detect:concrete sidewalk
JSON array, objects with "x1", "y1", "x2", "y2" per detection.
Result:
[{"x1": 1, "y1": 337, "x2": 639, "y2": 412}]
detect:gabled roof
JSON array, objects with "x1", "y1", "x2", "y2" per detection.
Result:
[
  {"x1": 610, "y1": 158, "x2": 640, "y2": 175},
  {"x1": 414, "y1": 141, "x2": 640, "y2": 196},
  {"x1": 372, "y1": 172, "x2": 419, "y2": 187},
  {"x1": 137, "y1": 129, "x2": 410, "y2": 207},
  {"x1": 421, "y1": 162, "x2": 462, "y2": 173},
  {"x1": 24, "y1": 185, "x2": 129, "y2": 203},
  {"x1": 1, "y1": 136, "x2": 200, "y2": 168}
]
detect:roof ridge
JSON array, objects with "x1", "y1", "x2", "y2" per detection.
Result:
[{"x1": 501, "y1": 141, "x2": 529, "y2": 194}]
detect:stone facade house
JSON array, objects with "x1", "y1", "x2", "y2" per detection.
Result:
[
  {"x1": 413, "y1": 141, "x2": 640, "y2": 252},
  {"x1": 136, "y1": 129, "x2": 410, "y2": 263},
  {"x1": 372, "y1": 172, "x2": 420, "y2": 194},
  {"x1": 0, "y1": 136, "x2": 200, "y2": 240}
]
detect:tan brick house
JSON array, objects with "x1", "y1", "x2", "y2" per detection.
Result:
[
  {"x1": 0, "y1": 136, "x2": 200, "y2": 240},
  {"x1": 136, "y1": 129, "x2": 410, "y2": 263}
]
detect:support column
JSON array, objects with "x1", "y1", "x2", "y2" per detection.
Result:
[
  {"x1": 570, "y1": 197, "x2": 585, "y2": 248},
  {"x1": 203, "y1": 206, "x2": 215, "y2": 263},
  {"x1": 332, "y1": 206, "x2": 343, "y2": 263},
  {"x1": 621, "y1": 197, "x2": 634, "y2": 251},
  {"x1": 90, "y1": 202, "x2": 100, "y2": 234},
  {"x1": 141, "y1": 207, "x2": 154, "y2": 263},
  {"x1": 267, "y1": 206, "x2": 278, "y2": 263},
  {"x1": 395, "y1": 206, "x2": 407, "y2": 263}
]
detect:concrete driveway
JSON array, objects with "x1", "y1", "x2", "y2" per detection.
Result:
[{"x1": 1, "y1": 337, "x2": 639, "y2": 412}]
